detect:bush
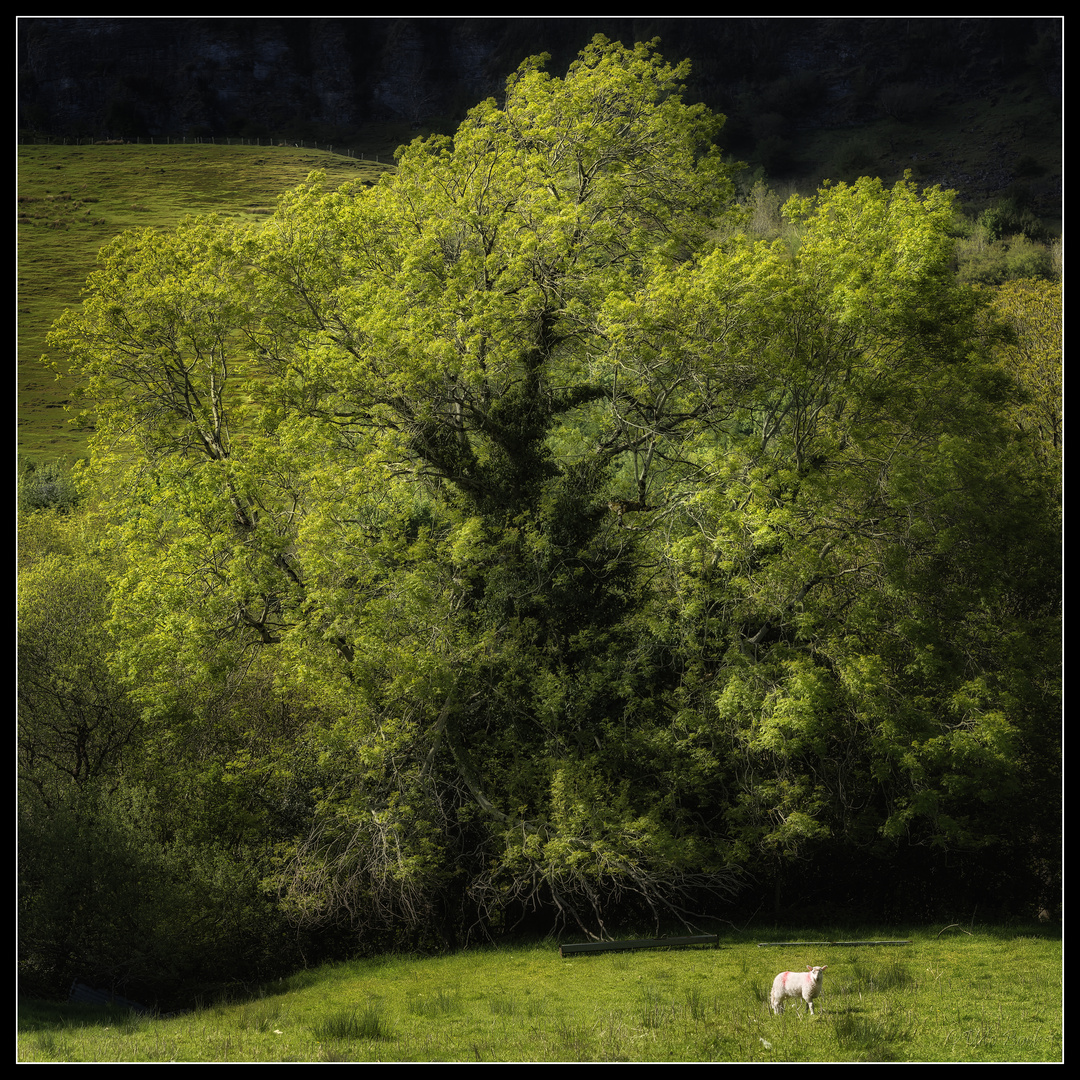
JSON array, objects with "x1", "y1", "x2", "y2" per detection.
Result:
[
  {"x1": 18, "y1": 782, "x2": 294, "y2": 1008},
  {"x1": 1003, "y1": 235, "x2": 1055, "y2": 280},
  {"x1": 979, "y1": 191, "x2": 1049, "y2": 244},
  {"x1": 741, "y1": 180, "x2": 785, "y2": 239},
  {"x1": 955, "y1": 233, "x2": 1056, "y2": 286},
  {"x1": 18, "y1": 461, "x2": 81, "y2": 514}
]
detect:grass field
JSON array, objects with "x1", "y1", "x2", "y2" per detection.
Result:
[
  {"x1": 17, "y1": 926, "x2": 1062, "y2": 1062},
  {"x1": 17, "y1": 142, "x2": 393, "y2": 463}
]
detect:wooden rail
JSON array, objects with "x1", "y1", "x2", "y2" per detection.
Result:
[{"x1": 559, "y1": 934, "x2": 719, "y2": 957}]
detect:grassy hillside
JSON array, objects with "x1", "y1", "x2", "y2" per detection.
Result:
[
  {"x1": 17, "y1": 926, "x2": 1062, "y2": 1062},
  {"x1": 17, "y1": 142, "x2": 393, "y2": 463}
]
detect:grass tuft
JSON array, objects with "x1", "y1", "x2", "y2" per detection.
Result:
[
  {"x1": 313, "y1": 1003, "x2": 393, "y2": 1042},
  {"x1": 411, "y1": 987, "x2": 459, "y2": 1017},
  {"x1": 831, "y1": 1010, "x2": 913, "y2": 1061}
]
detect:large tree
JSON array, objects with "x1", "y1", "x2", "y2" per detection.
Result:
[{"x1": 40, "y1": 36, "x2": 1059, "y2": 948}]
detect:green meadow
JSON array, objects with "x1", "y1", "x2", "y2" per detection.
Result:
[
  {"x1": 17, "y1": 142, "x2": 392, "y2": 462},
  {"x1": 17, "y1": 927, "x2": 1062, "y2": 1063}
]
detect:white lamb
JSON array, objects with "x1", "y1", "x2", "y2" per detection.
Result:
[{"x1": 770, "y1": 965, "x2": 828, "y2": 1015}]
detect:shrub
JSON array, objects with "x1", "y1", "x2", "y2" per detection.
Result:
[
  {"x1": 955, "y1": 233, "x2": 1056, "y2": 286},
  {"x1": 18, "y1": 461, "x2": 81, "y2": 513},
  {"x1": 17, "y1": 781, "x2": 291, "y2": 1008},
  {"x1": 979, "y1": 191, "x2": 1049, "y2": 245},
  {"x1": 1003, "y1": 235, "x2": 1055, "y2": 280}
]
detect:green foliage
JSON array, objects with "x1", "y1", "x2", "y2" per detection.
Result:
[
  {"x1": 985, "y1": 278, "x2": 1062, "y2": 469},
  {"x1": 955, "y1": 232, "x2": 1056, "y2": 286},
  {"x1": 977, "y1": 190, "x2": 1049, "y2": 245},
  {"x1": 32, "y1": 35, "x2": 1060, "y2": 975},
  {"x1": 18, "y1": 505, "x2": 320, "y2": 1003},
  {"x1": 953, "y1": 195, "x2": 1058, "y2": 287},
  {"x1": 18, "y1": 461, "x2": 82, "y2": 513},
  {"x1": 45, "y1": 217, "x2": 254, "y2": 462},
  {"x1": 18, "y1": 780, "x2": 291, "y2": 1006},
  {"x1": 18, "y1": 542, "x2": 139, "y2": 806},
  {"x1": 18, "y1": 142, "x2": 388, "y2": 462}
]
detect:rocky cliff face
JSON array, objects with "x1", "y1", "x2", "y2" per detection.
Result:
[
  {"x1": 19, "y1": 18, "x2": 518, "y2": 138},
  {"x1": 19, "y1": 17, "x2": 1059, "y2": 138}
]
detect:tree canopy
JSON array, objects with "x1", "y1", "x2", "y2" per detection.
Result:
[{"x1": 25, "y1": 36, "x2": 1060, "y2": 1000}]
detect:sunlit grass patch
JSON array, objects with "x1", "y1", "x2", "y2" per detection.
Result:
[{"x1": 17, "y1": 927, "x2": 1062, "y2": 1062}]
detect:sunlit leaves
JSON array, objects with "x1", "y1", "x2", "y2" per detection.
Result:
[
  {"x1": 47, "y1": 217, "x2": 255, "y2": 464},
  {"x1": 35, "y1": 37, "x2": 1059, "y2": 939},
  {"x1": 986, "y1": 277, "x2": 1062, "y2": 469}
]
